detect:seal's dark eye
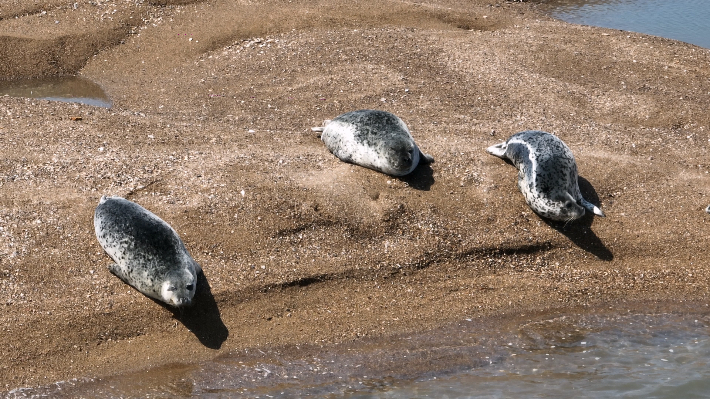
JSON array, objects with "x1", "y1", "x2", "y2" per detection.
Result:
[{"x1": 186, "y1": 284, "x2": 194, "y2": 291}]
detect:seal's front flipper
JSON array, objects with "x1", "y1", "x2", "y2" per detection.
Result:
[
  {"x1": 486, "y1": 142, "x2": 508, "y2": 158},
  {"x1": 108, "y1": 262, "x2": 135, "y2": 287},
  {"x1": 580, "y1": 198, "x2": 605, "y2": 217},
  {"x1": 419, "y1": 150, "x2": 434, "y2": 165}
]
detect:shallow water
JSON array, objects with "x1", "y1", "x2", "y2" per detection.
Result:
[
  {"x1": 356, "y1": 313, "x2": 710, "y2": 398},
  {"x1": 5, "y1": 311, "x2": 710, "y2": 398},
  {"x1": 0, "y1": 76, "x2": 112, "y2": 108},
  {"x1": 538, "y1": 0, "x2": 710, "y2": 49}
]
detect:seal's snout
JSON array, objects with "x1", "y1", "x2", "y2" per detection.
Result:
[
  {"x1": 174, "y1": 297, "x2": 192, "y2": 307},
  {"x1": 170, "y1": 291, "x2": 194, "y2": 307},
  {"x1": 402, "y1": 149, "x2": 414, "y2": 164},
  {"x1": 560, "y1": 200, "x2": 585, "y2": 220}
]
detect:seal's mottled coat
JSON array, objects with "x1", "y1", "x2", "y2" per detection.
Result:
[
  {"x1": 487, "y1": 130, "x2": 604, "y2": 221},
  {"x1": 314, "y1": 110, "x2": 434, "y2": 176},
  {"x1": 94, "y1": 196, "x2": 200, "y2": 307}
]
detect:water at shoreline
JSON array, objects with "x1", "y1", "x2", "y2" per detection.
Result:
[
  {"x1": 5, "y1": 310, "x2": 710, "y2": 398},
  {"x1": 538, "y1": 0, "x2": 710, "y2": 49},
  {"x1": 363, "y1": 313, "x2": 710, "y2": 398}
]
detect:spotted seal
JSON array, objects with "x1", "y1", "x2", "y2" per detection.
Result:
[
  {"x1": 94, "y1": 196, "x2": 200, "y2": 307},
  {"x1": 487, "y1": 130, "x2": 605, "y2": 221},
  {"x1": 312, "y1": 109, "x2": 434, "y2": 176}
]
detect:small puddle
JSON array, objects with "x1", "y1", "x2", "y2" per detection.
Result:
[{"x1": 0, "y1": 76, "x2": 112, "y2": 108}]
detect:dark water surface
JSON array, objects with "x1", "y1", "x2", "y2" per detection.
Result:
[
  {"x1": 4, "y1": 310, "x2": 710, "y2": 398},
  {"x1": 538, "y1": 0, "x2": 710, "y2": 49},
  {"x1": 0, "y1": 76, "x2": 112, "y2": 108}
]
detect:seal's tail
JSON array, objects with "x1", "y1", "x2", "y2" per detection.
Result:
[
  {"x1": 486, "y1": 142, "x2": 508, "y2": 158},
  {"x1": 311, "y1": 119, "x2": 332, "y2": 133},
  {"x1": 419, "y1": 150, "x2": 435, "y2": 165}
]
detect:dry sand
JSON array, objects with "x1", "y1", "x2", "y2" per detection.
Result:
[{"x1": 1, "y1": 0, "x2": 710, "y2": 390}]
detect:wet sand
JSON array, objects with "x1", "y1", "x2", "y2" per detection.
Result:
[{"x1": 1, "y1": 0, "x2": 710, "y2": 391}]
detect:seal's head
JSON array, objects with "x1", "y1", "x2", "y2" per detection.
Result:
[
  {"x1": 381, "y1": 142, "x2": 420, "y2": 176},
  {"x1": 160, "y1": 264, "x2": 198, "y2": 307},
  {"x1": 559, "y1": 199, "x2": 587, "y2": 222},
  {"x1": 537, "y1": 192, "x2": 586, "y2": 222}
]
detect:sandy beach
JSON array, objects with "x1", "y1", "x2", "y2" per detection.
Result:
[{"x1": 1, "y1": 0, "x2": 710, "y2": 390}]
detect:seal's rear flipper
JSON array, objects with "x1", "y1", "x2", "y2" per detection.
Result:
[
  {"x1": 486, "y1": 142, "x2": 508, "y2": 158},
  {"x1": 580, "y1": 198, "x2": 605, "y2": 217},
  {"x1": 193, "y1": 260, "x2": 203, "y2": 277},
  {"x1": 419, "y1": 150, "x2": 434, "y2": 165},
  {"x1": 311, "y1": 119, "x2": 332, "y2": 133}
]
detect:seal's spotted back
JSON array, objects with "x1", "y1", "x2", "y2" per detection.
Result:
[
  {"x1": 315, "y1": 110, "x2": 434, "y2": 176},
  {"x1": 487, "y1": 130, "x2": 604, "y2": 221},
  {"x1": 94, "y1": 196, "x2": 200, "y2": 307}
]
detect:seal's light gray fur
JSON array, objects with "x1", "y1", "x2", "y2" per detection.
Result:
[
  {"x1": 94, "y1": 196, "x2": 200, "y2": 307},
  {"x1": 313, "y1": 110, "x2": 434, "y2": 176},
  {"x1": 487, "y1": 130, "x2": 604, "y2": 221}
]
